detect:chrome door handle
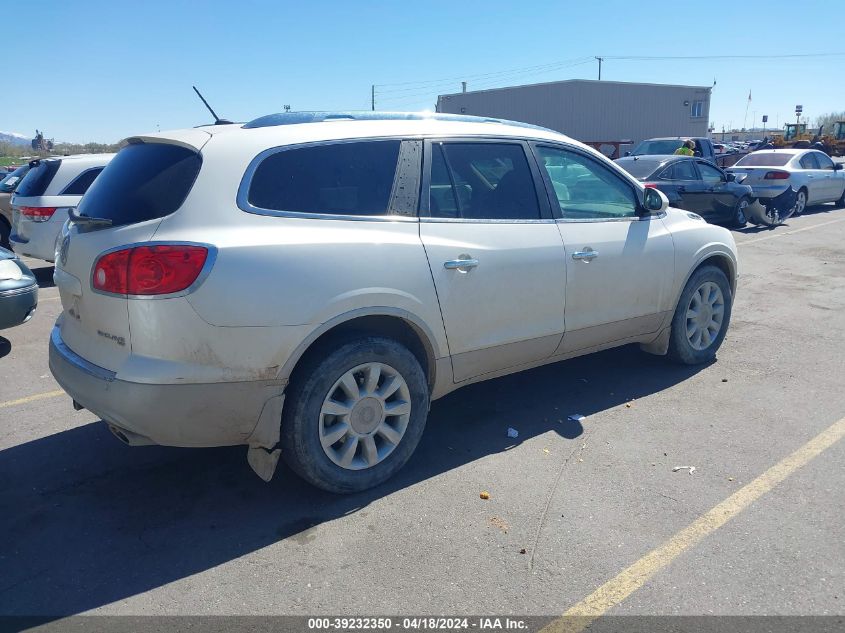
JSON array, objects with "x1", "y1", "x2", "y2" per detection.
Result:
[
  {"x1": 444, "y1": 258, "x2": 479, "y2": 270},
  {"x1": 572, "y1": 249, "x2": 599, "y2": 261}
]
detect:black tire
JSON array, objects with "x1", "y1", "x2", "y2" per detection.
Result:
[
  {"x1": 280, "y1": 336, "x2": 429, "y2": 494},
  {"x1": 836, "y1": 186, "x2": 845, "y2": 208},
  {"x1": 731, "y1": 196, "x2": 750, "y2": 228},
  {"x1": 667, "y1": 265, "x2": 733, "y2": 365},
  {"x1": 0, "y1": 218, "x2": 10, "y2": 250},
  {"x1": 791, "y1": 188, "x2": 808, "y2": 217}
]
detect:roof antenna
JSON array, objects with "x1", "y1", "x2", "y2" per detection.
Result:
[{"x1": 192, "y1": 86, "x2": 232, "y2": 125}]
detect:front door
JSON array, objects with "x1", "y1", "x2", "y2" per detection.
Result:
[
  {"x1": 813, "y1": 151, "x2": 844, "y2": 201},
  {"x1": 419, "y1": 140, "x2": 567, "y2": 383},
  {"x1": 532, "y1": 144, "x2": 675, "y2": 353}
]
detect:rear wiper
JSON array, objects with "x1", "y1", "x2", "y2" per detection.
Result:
[{"x1": 68, "y1": 208, "x2": 112, "y2": 227}]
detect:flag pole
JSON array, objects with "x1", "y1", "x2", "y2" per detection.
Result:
[{"x1": 743, "y1": 90, "x2": 751, "y2": 131}]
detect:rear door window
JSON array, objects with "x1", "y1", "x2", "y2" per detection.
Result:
[
  {"x1": 61, "y1": 167, "x2": 104, "y2": 195},
  {"x1": 799, "y1": 153, "x2": 820, "y2": 169},
  {"x1": 15, "y1": 159, "x2": 61, "y2": 197},
  {"x1": 77, "y1": 142, "x2": 202, "y2": 227},
  {"x1": 661, "y1": 161, "x2": 697, "y2": 180},
  {"x1": 247, "y1": 140, "x2": 401, "y2": 216},
  {"x1": 428, "y1": 142, "x2": 540, "y2": 220}
]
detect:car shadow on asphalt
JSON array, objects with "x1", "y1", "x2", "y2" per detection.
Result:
[
  {"x1": 32, "y1": 265, "x2": 55, "y2": 289},
  {"x1": 0, "y1": 345, "x2": 706, "y2": 617},
  {"x1": 0, "y1": 336, "x2": 10, "y2": 359}
]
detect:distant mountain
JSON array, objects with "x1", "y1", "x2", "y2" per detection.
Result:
[{"x1": 0, "y1": 130, "x2": 31, "y2": 147}]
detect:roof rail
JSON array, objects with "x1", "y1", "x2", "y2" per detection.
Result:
[{"x1": 242, "y1": 111, "x2": 554, "y2": 132}]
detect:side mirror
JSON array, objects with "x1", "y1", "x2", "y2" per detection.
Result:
[
  {"x1": 726, "y1": 172, "x2": 736, "y2": 182},
  {"x1": 835, "y1": 163, "x2": 843, "y2": 171},
  {"x1": 643, "y1": 187, "x2": 669, "y2": 215}
]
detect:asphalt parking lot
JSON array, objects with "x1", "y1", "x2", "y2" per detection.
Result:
[{"x1": 1, "y1": 204, "x2": 844, "y2": 622}]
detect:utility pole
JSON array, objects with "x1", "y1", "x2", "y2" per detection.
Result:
[
  {"x1": 371, "y1": 85, "x2": 375, "y2": 111},
  {"x1": 595, "y1": 56, "x2": 604, "y2": 80}
]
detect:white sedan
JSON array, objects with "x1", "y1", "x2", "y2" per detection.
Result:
[{"x1": 728, "y1": 149, "x2": 845, "y2": 219}]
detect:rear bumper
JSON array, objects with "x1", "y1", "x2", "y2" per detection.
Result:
[
  {"x1": 49, "y1": 325, "x2": 283, "y2": 448},
  {"x1": 0, "y1": 284, "x2": 38, "y2": 329},
  {"x1": 746, "y1": 183, "x2": 791, "y2": 199},
  {"x1": 10, "y1": 220, "x2": 61, "y2": 262}
]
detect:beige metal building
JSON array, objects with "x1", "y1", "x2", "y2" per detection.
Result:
[{"x1": 436, "y1": 79, "x2": 712, "y2": 149}]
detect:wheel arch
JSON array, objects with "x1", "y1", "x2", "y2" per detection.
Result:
[
  {"x1": 278, "y1": 308, "x2": 442, "y2": 394},
  {"x1": 680, "y1": 250, "x2": 738, "y2": 303}
]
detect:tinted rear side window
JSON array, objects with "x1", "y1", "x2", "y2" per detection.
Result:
[
  {"x1": 247, "y1": 140, "x2": 401, "y2": 216},
  {"x1": 77, "y1": 143, "x2": 202, "y2": 227},
  {"x1": 61, "y1": 167, "x2": 104, "y2": 195},
  {"x1": 15, "y1": 160, "x2": 61, "y2": 197}
]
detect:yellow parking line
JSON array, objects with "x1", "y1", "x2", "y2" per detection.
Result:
[
  {"x1": 0, "y1": 389, "x2": 65, "y2": 409},
  {"x1": 738, "y1": 216, "x2": 845, "y2": 246},
  {"x1": 542, "y1": 414, "x2": 845, "y2": 633}
]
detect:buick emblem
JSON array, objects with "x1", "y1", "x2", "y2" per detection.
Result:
[{"x1": 59, "y1": 235, "x2": 70, "y2": 266}]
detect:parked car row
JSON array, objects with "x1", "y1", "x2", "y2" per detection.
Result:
[
  {"x1": 1, "y1": 164, "x2": 31, "y2": 248},
  {"x1": 614, "y1": 155, "x2": 753, "y2": 227},
  {"x1": 9, "y1": 154, "x2": 113, "y2": 261},
  {"x1": 38, "y1": 111, "x2": 739, "y2": 493},
  {"x1": 613, "y1": 148, "x2": 845, "y2": 228}
]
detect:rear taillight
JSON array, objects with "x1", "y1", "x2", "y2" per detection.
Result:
[
  {"x1": 20, "y1": 206, "x2": 57, "y2": 222},
  {"x1": 764, "y1": 171, "x2": 790, "y2": 180},
  {"x1": 643, "y1": 183, "x2": 658, "y2": 189},
  {"x1": 93, "y1": 245, "x2": 209, "y2": 296}
]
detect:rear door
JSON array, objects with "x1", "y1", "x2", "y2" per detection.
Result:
[
  {"x1": 54, "y1": 141, "x2": 204, "y2": 371},
  {"x1": 533, "y1": 143, "x2": 674, "y2": 353},
  {"x1": 419, "y1": 139, "x2": 567, "y2": 383},
  {"x1": 659, "y1": 160, "x2": 703, "y2": 213},
  {"x1": 798, "y1": 152, "x2": 824, "y2": 203}
]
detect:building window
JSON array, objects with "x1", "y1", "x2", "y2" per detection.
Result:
[{"x1": 691, "y1": 100, "x2": 704, "y2": 118}]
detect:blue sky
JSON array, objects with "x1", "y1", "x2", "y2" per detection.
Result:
[{"x1": 5, "y1": 0, "x2": 844, "y2": 143}]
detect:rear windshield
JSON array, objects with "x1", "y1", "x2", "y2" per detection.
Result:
[
  {"x1": 631, "y1": 140, "x2": 683, "y2": 155},
  {"x1": 615, "y1": 158, "x2": 662, "y2": 179},
  {"x1": 15, "y1": 159, "x2": 61, "y2": 197},
  {"x1": 77, "y1": 142, "x2": 202, "y2": 227},
  {"x1": 735, "y1": 152, "x2": 792, "y2": 167}
]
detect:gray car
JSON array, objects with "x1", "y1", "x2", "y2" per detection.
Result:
[
  {"x1": 0, "y1": 246, "x2": 38, "y2": 329},
  {"x1": 728, "y1": 149, "x2": 845, "y2": 217}
]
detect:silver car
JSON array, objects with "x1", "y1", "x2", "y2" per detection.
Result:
[
  {"x1": 10, "y1": 154, "x2": 113, "y2": 262},
  {"x1": 49, "y1": 112, "x2": 739, "y2": 493},
  {"x1": 728, "y1": 149, "x2": 845, "y2": 217}
]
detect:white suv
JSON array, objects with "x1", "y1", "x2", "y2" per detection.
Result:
[
  {"x1": 49, "y1": 113, "x2": 738, "y2": 493},
  {"x1": 10, "y1": 154, "x2": 113, "y2": 262}
]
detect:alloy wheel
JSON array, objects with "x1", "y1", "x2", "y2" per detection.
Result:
[
  {"x1": 793, "y1": 190, "x2": 807, "y2": 216},
  {"x1": 685, "y1": 281, "x2": 725, "y2": 351},
  {"x1": 318, "y1": 362, "x2": 411, "y2": 470}
]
